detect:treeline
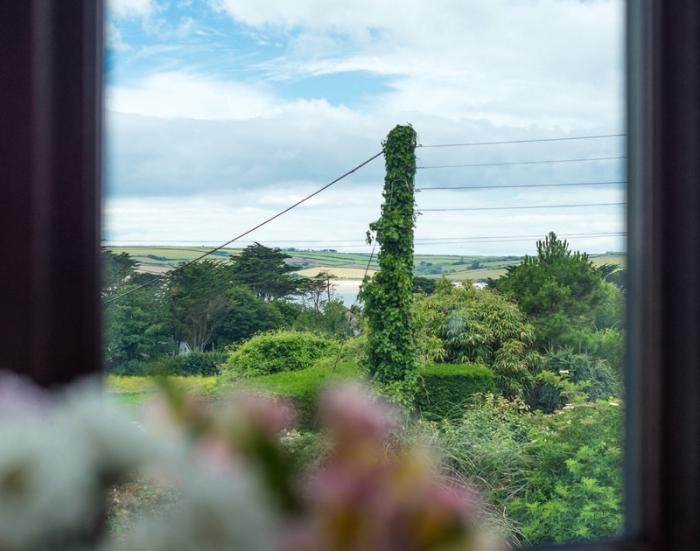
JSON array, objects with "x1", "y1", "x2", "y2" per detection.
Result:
[{"x1": 103, "y1": 243, "x2": 353, "y2": 374}]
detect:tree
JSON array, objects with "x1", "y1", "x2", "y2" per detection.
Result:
[
  {"x1": 105, "y1": 283, "x2": 174, "y2": 371},
  {"x1": 300, "y1": 271, "x2": 336, "y2": 311},
  {"x1": 230, "y1": 243, "x2": 302, "y2": 301},
  {"x1": 494, "y1": 232, "x2": 620, "y2": 349},
  {"x1": 211, "y1": 286, "x2": 286, "y2": 348},
  {"x1": 102, "y1": 250, "x2": 137, "y2": 296},
  {"x1": 165, "y1": 260, "x2": 232, "y2": 351},
  {"x1": 360, "y1": 125, "x2": 419, "y2": 404}
]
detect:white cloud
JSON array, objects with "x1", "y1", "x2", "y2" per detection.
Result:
[
  {"x1": 217, "y1": 0, "x2": 624, "y2": 129},
  {"x1": 107, "y1": 72, "x2": 278, "y2": 120},
  {"x1": 105, "y1": 0, "x2": 626, "y2": 254},
  {"x1": 106, "y1": 21, "x2": 126, "y2": 50},
  {"x1": 109, "y1": 0, "x2": 155, "y2": 19}
]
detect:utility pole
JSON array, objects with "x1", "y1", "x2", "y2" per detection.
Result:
[{"x1": 360, "y1": 125, "x2": 418, "y2": 404}]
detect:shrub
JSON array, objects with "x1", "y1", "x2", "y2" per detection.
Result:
[
  {"x1": 511, "y1": 398, "x2": 623, "y2": 544},
  {"x1": 223, "y1": 330, "x2": 339, "y2": 377},
  {"x1": 414, "y1": 281, "x2": 534, "y2": 397},
  {"x1": 243, "y1": 360, "x2": 494, "y2": 426},
  {"x1": 427, "y1": 394, "x2": 532, "y2": 544},
  {"x1": 112, "y1": 351, "x2": 227, "y2": 377},
  {"x1": 164, "y1": 351, "x2": 228, "y2": 376},
  {"x1": 415, "y1": 364, "x2": 496, "y2": 420},
  {"x1": 241, "y1": 361, "x2": 358, "y2": 427}
]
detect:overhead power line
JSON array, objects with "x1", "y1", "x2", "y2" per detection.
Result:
[
  {"x1": 103, "y1": 232, "x2": 626, "y2": 251},
  {"x1": 416, "y1": 180, "x2": 626, "y2": 191},
  {"x1": 104, "y1": 150, "x2": 385, "y2": 305},
  {"x1": 419, "y1": 202, "x2": 626, "y2": 213},
  {"x1": 418, "y1": 133, "x2": 625, "y2": 148},
  {"x1": 417, "y1": 155, "x2": 625, "y2": 170}
]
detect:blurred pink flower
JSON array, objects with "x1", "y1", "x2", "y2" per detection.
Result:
[
  {"x1": 320, "y1": 384, "x2": 397, "y2": 444},
  {"x1": 232, "y1": 393, "x2": 296, "y2": 437}
]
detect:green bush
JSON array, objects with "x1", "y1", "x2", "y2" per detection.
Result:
[
  {"x1": 414, "y1": 280, "x2": 535, "y2": 398},
  {"x1": 241, "y1": 360, "x2": 493, "y2": 426},
  {"x1": 223, "y1": 330, "x2": 339, "y2": 377},
  {"x1": 164, "y1": 351, "x2": 228, "y2": 376},
  {"x1": 242, "y1": 361, "x2": 358, "y2": 427},
  {"x1": 111, "y1": 351, "x2": 227, "y2": 377},
  {"x1": 511, "y1": 398, "x2": 623, "y2": 544},
  {"x1": 415, "y1": 364, "x2": 496, "y2": 420},
  {"x1": 427, "y1": 394, "x2": 623, "y2": 545}
]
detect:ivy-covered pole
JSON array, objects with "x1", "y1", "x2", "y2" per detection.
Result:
[{"x1": 361, "y1": 125, "x2": 418, "y2": 405}]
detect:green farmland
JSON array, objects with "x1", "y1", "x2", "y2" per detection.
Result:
[{"x1": 105, "y1": 245, "x2": 624, "y2": 282}]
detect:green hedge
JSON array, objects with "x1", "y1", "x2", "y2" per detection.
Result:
[
  {"x1": 242, "y1": 360, "x2": 357, "y2": 428},
  {"x1": 415, "y1": 363, "x2": 495, "y2": 421},
  {"x1": 110, "y1": 351, "x2": 227, "y2": 377},
  {"x1": 239, "y1": 361, "x2": 494, "y2": 427},
  {"x1": 223, "y1": 330, "x2": 339, "y2": 377}
]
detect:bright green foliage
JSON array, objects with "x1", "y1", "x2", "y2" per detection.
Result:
[
  {"x1": 361, "y1": 125, "x2": 419, "y2": 404},
  {"x1": 415, "y1": 364, "x2": 495, "y2": 420},
  {"x1": 429, "y1": 394, "x2": 622, "y2": 545},
  {"x1": 164, "y1": 260, "x2": 233, "y2": 351},
  {"x1": 512, "y1": 399, "x2": 623, "y2": 544},
  {"x1": 230, "y1": 242, "x2": 302, "y2": 301},
  {"x1": 223, "y1": 330, "x2": 339, "y2": 377},
  {"x1": 495, "y1": 232, "x2": 620, "y2": 349},
  {"x1": 414, "y1": 279, "x2": 536, "y2": 396}
]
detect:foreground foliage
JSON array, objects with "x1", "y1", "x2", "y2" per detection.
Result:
[
  {"x1": 0, "y1": 374, "x2": 484, "y2": 551},
  {"x1": 428, "y1": 393, "x2": 623, "y2": 545}
]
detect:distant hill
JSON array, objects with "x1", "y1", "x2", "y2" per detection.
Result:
[{"x1": 104, "y1": 246, "x2": 625, "y2": 282}]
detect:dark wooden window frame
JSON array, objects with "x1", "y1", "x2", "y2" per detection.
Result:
[{"x1": 1, "y1": 1, "x2": 698, "y2": 549}]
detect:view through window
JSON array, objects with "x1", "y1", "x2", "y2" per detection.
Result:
[{"x1": 102, "y1": 0, "x2": 626, "y2": 547}]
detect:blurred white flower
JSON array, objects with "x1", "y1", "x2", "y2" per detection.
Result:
[
  {"x1": 0, "y1": 418, "x2": 96, "y2": 549},
  {"x1": 106, "y1": 469, "x2": 278, "y2": 551},
  {"x1": 56, "y1": 380, "x2": 167, "y2": 479}
]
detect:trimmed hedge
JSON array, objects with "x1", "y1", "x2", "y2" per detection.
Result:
[
  {"x1": 243, "y1": 360, "x2": 357, "y2": 427},
  {"x1": 416, "y1": 363, "x2": 495, "y2": 421},
  {"x1": 238, "y1": 361, "x2": 494, "y2": 427},
  {"x1": 223, "y1": 330, "x2": 339, "y2": 377}
]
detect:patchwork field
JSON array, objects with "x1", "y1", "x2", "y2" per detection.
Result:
[{"x1": 105, "y1": 245, "x2": 624, "y2": 282}]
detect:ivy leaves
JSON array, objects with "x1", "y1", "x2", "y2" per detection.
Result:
[{"x1": 361, "y1": 125, "x2": 419, "y2": 404}]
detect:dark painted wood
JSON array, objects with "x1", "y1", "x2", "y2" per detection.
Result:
[
  {"x1": 0, "y1": 0, "x2": 698, "y2": 549},
  {"x1": 631, "y1": 2, "x2": 700, "y2": 550},
  {"x1": 0, "y1": 1, "x2": 103, "y2": 386}
]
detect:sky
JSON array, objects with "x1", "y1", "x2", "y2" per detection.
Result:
[{"x1": 104, "y1": 0, "x2": 626, "y2": 256}]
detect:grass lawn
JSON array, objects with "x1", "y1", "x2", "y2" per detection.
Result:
[{"x1": 106, "y1": 375, "x2": 218, "y2": 408}]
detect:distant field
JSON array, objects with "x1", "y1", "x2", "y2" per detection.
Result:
[
  {"x1": 296, "y1": 267, "x2": 378, "y2": 279},
  {"x1": 105, "y1": 246, "x2": 625, "y2": 282}
]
